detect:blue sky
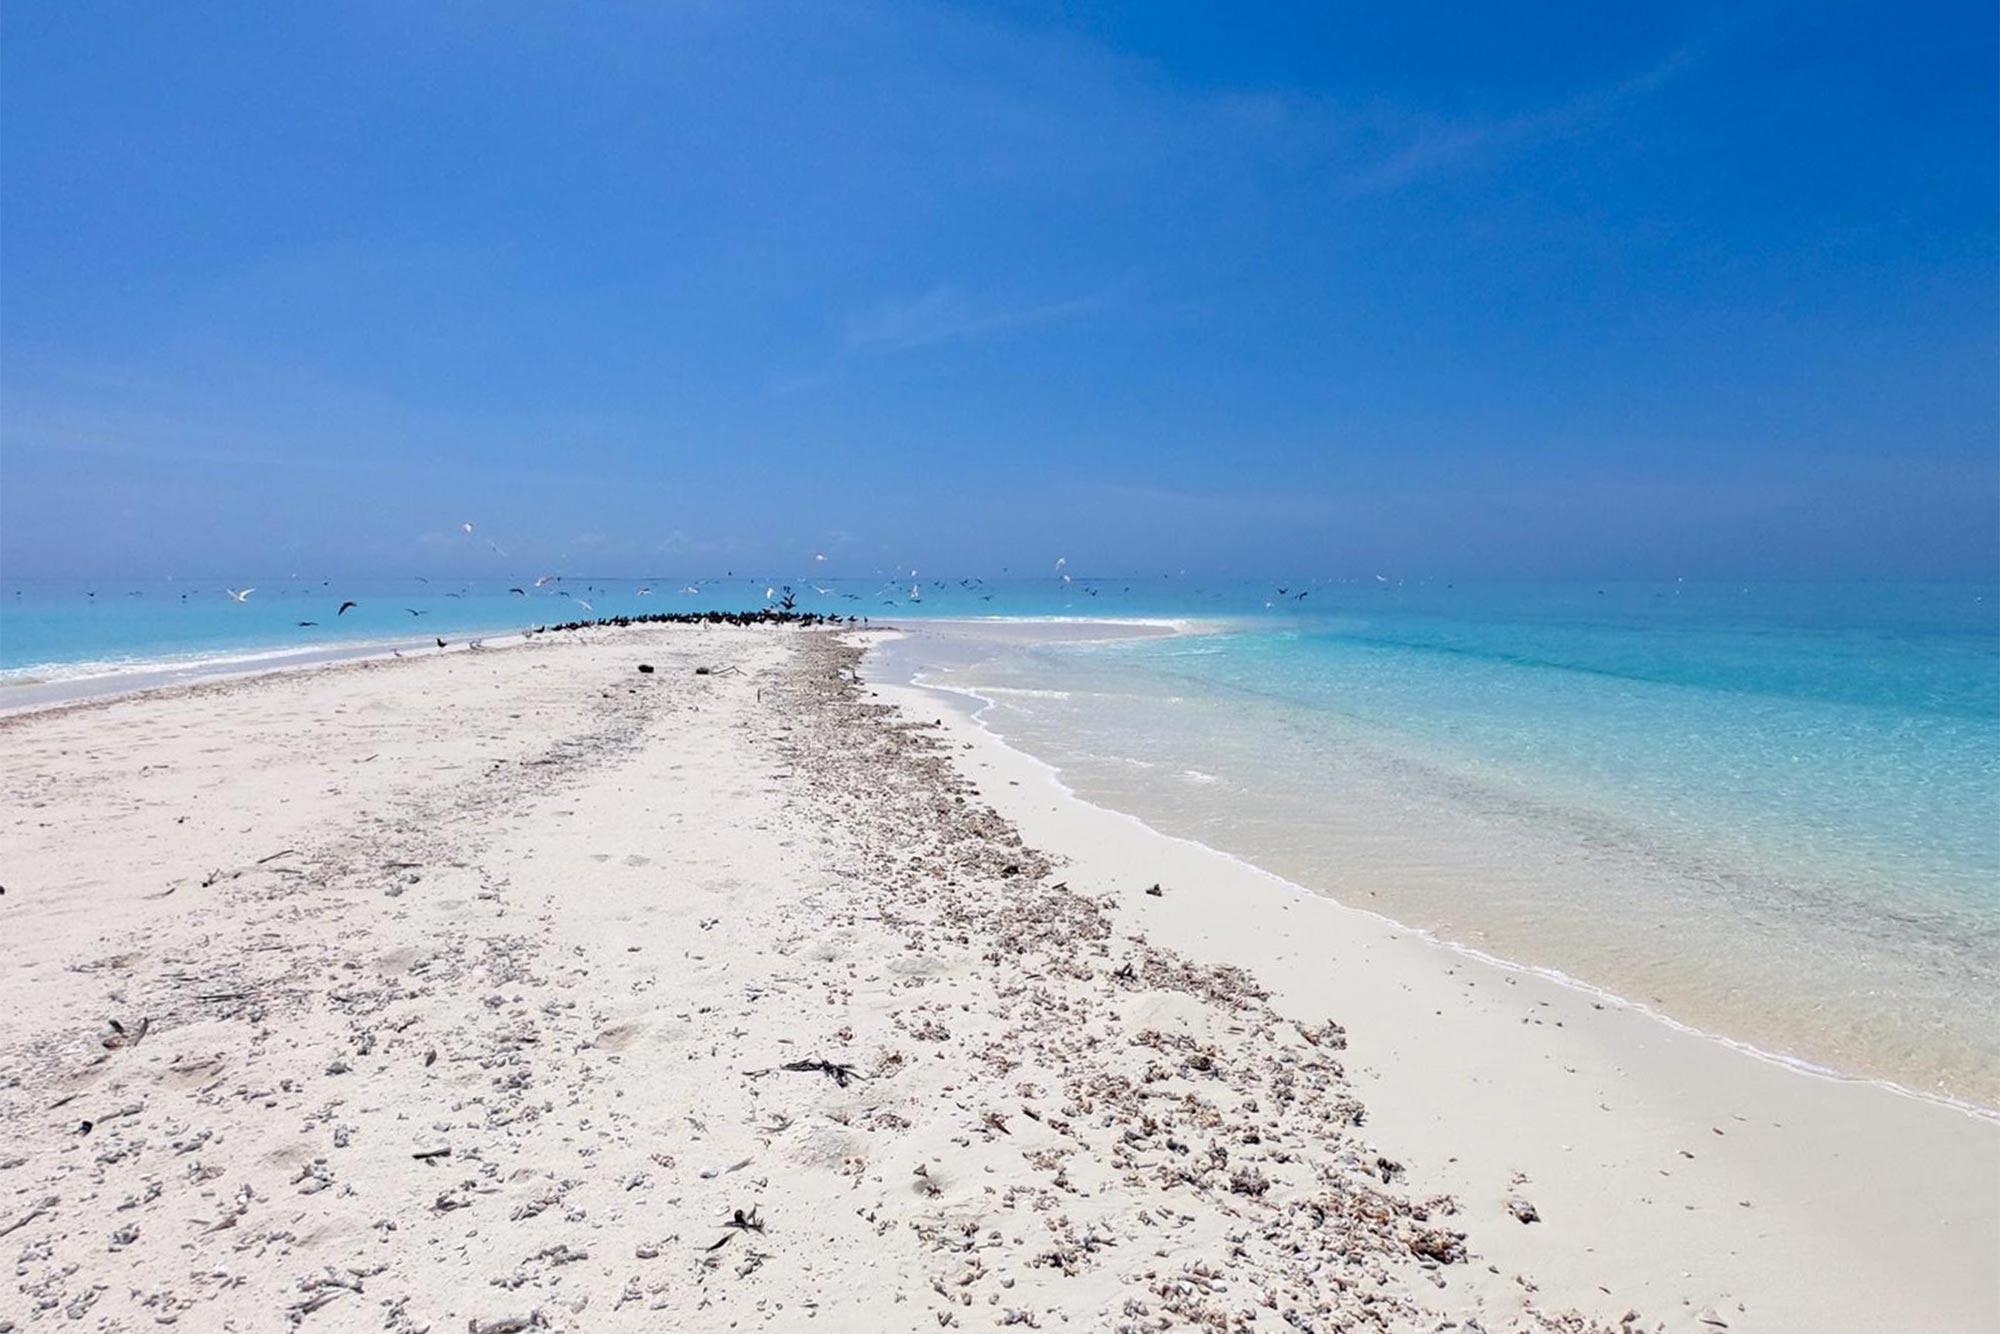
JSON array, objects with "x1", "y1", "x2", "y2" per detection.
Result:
[{"x1": 2, "y1": 0, "x2": 1994, "y2": 580}]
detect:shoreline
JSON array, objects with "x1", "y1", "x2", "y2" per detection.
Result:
[
  {"x1": 0, "y1": 612, "x2": 1206, "y2": 700},
  {"x1": 858, "y1": 631, "x2": 2000, "y2": 1330},
  {"x1": 8, "y1": 612, "x2": 1991, "y2": 1119},
  {"x1": 7, "y1": 612, "x2": 1990, "y2": 1118},
  {"x1": 0, "y1": 631, "x2": 532, "y2": 713},
  {"x1": 899, "y1": 665, "x2": 1999, "y2": 1125}
]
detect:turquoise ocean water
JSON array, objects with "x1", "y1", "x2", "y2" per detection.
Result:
[{"x1": 5, "y1": 575, "x2": 1996, "y2": 1104}]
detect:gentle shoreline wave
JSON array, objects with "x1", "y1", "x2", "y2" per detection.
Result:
[{"x1": 894, "y1": 659, "x2": 2000, "y2": 1124}]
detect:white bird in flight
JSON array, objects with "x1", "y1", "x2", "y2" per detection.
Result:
[
  {"x1": 462, "y1": 521, "x2": 475, "y2": 534},
  {"x1": 226, "y1": 587, "x2": 255, "y2": 602},
  {"x1": 814, "y1": 553, "x2": 827, "y2": 562},
  {"x1": 577, "y1": 599, "x2": 594, "y2": 613},
  {"x1": 636, "y1": 586, "x2": 653, "y2": 596},
  {"x1": 909, "y1": 583, "x2": 922, "y2": 602}
]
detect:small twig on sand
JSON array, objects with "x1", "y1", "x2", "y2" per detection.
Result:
[{"x1": 0, "y1": 1196, "x2": 58, "y2": 1237}]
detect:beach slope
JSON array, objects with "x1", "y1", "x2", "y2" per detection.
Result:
[{"x1": 0, "y1": 625, "x2": 1990, "y2": 1332}]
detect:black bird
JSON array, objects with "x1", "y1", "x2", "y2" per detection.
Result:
[
  {"x1": 509, "y1": 587, "x2": 526, "y2": 596},
  {"x1": 338, "y1": 601, "x2": 358, "y2": 615},
  {"x1": 703, "y1": 1207, "x2": 765, "y2": 1251},
  {"x1": 1296, "y1": 590, "x2": 1309, "y2": 600},
  {"x1": 405, "y1": 608, "x2": 427, "y2": 616},
  {"x1": 297, "y1": 620, "x2": 319, "y2": 627},
  {"x1": 435, "y1": 637, "x2": 446, "y2": 648}
]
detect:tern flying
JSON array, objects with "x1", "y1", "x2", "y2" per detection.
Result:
[{"x1": 226, "y1": 588, "x2": 255, "y2": 602}]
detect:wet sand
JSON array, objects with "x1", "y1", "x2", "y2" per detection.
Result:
[{"x1": 0, "y1": 624, "x2": 1992, "y2": 1332}]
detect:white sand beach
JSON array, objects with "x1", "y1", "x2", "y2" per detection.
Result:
[{"x1": 1, "y1": 624, "x2": 1994, "y2": 1333}]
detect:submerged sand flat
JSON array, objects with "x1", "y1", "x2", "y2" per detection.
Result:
[{"x1": 0, "y1": 625, "x2": 1993, "y2": 1332}]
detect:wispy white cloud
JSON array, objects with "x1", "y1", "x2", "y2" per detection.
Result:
[
  {"x1": 844, "y1": 284, "x2": 1112, "y2": 353},
  {"x1": 1340, "y1": 14, "x2": 1742, "y2": 194}
]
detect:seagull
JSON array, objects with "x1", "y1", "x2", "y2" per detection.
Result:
[
  {"x1": 812, "y1": 585, "x2": 833, "y2": 595},
  {"x1": 636, "y1": 586, "x2": 653, "y2": 596},
  {"x1": 461, "y1": 522, "x2": 474, "y2": 534},
  {"x1": 338, "y1": 601, "x2": 358, "y2": 615},
  {"x1": 909, "y1": 583, "x2": 921, "y2": 602},
  {"x1": 509, "y1": 587, "x2": 526, "y2": 596},
  {"x1": 534, "y1": 574, "x2": 558, "y2": 587},
  {"x1": 296, "y1": 620, "x2": 319, "y2": 627},
  {"x1": 765, "y1": 587, "x2": 776, "y2": 601},
  {"x1": 226, "y1": 588, "x2": 255, "y2": 602},
  {"x1": 577, "y1": 599, "x2": 594, "y2": 613},
  {"x1": 405, "y1": 608, "x2": 427, "y2": 616},
  {"x1": 1054, "y1": 557, "x2": 1066, "y2": 571}
]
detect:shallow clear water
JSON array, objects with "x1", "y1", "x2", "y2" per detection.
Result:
[
  {"x1": 873, "y1": 582, "x2": 2000, "y2": 1107},
  {"x1": 7, "y1": 574, "x2": 1997, "y2": 1104}
]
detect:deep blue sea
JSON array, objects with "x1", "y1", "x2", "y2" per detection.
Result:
[{"x1": 5, "y1": 574, "x2": 1996, "y2": 1103}]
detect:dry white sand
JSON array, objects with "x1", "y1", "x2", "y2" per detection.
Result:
[{"x1": 0, "y1": 624, "x2": 1992, "y2": 1332}]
